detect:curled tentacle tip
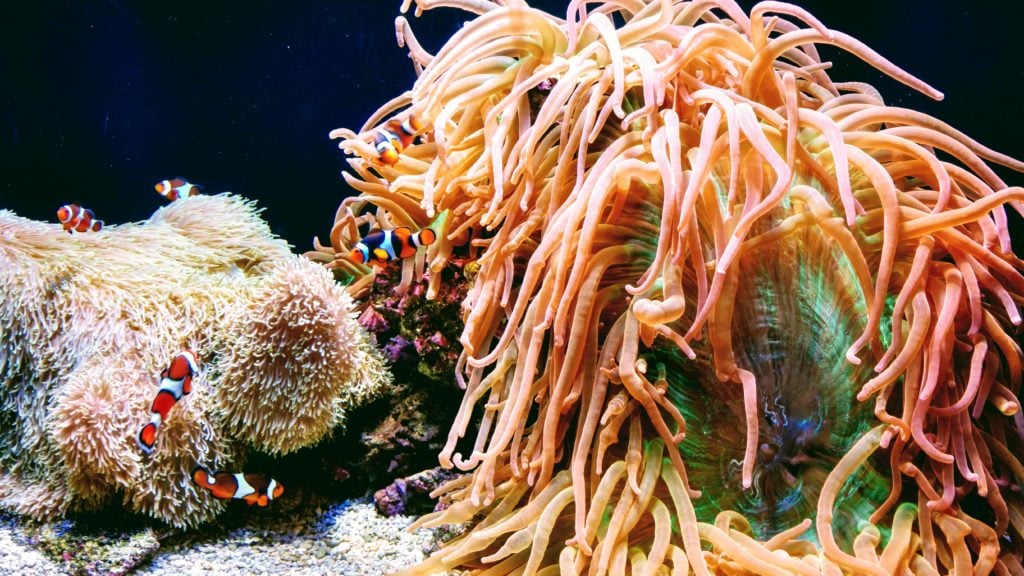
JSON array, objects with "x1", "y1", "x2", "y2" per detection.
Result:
[
  {"x1": 569, "y1": 538, "x2": 593, "y2": 557},
  {"x1": 845, "y1": 350, "x2": 863, "y2": 365},
  {"x1": 629, "y1": 478, "x2": 642, "y2": 495}
]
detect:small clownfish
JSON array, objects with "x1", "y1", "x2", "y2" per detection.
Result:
[
  {"x1": 373, "y1": 115, "x2": 425, "y2": 165},
  {"x1": 56, "y1": 203, "x2": 103, "y2": 233},
  {"x1": 136, "y1": 349, "x2": 200, "y2": 455},
  {"x1": 349, "y1": 226, "x2": 436, "y2": 266},
  {"x1": 192, "y1": 467, "x2": 284, "y2": 507},
  {"x1": 155, "y1": 177, "x2": 203, "y2": 201}
]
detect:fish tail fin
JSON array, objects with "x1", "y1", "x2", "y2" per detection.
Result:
[{"x1": 137, "y1": 421, "x2": 159, "y2": 454}]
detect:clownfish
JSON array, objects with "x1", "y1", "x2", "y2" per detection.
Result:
[
  {"x1": 192, "y1": 467, "x2": 284, "y2": 507},
  {"x1": 56, "y1": 203, "x2": 103, "y2": 233},
  {"x1": 373, "y1": 115, "x2": 425, "y2": 165},
  {"x1": 136, "y1": 349, "x2": 200, "y2": 455},
  {"x1": 155, "y1": 177, "x2": 203, "y2": 201},
  {"x1": 349, "y1": 226, "x2": 436, "y2": 266}
]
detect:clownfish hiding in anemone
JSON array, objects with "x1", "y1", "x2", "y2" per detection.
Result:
[
  {"x1": 350, "y1": 226, "x2": 436, "y2": 266},
  {"x1": 154, "y1": 177, "x2": 203, "y2": 201},
  {"x1": 372, "y1": 115, "x2": 425, "y2": 165},
  {"x1": 136, "y1": 349, "x2": 200, "y2": 455},
  {"x1": 56, "y1": 203, "x2": 103, "y2": 233},
  {"x1": 192, "y1": 467, "x2": 283, "y2": 507}
]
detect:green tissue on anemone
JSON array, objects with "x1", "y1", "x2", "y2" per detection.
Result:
[{"x1": 655, "y1": 216, "x2": 891, "y2": 547}]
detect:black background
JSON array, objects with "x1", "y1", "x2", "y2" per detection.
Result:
[{"x1": 2, "y1": 1, "x2": 1021, "y2": 250}]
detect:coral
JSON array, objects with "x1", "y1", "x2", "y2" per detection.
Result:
[
  {"x1": 0, "y1": 193, "x2": 389, "y2": 527},
  {"x1": 359, "y1": 256, "x2": 470, "y2": 384},
  {"x1": 325, "y1": 0, "x2": 1024, "y2": 574},
  {"x1": 359, "y1": 384, "x2": 446, "y2": 476},
  {"x1": 25, "y1": 517, "x2": 163, "y2": 576},
  {"x1": 374, "y1": 467, "x2": 462, "y2": 517},
  {"x1": 272, "y1": 253, "x2": 472, "y2": 505}
]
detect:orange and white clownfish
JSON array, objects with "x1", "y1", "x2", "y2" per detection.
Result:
[
  {"x1": 154, "y1": 177, "x2": 203, "y2": 201},
  {"x1": 136, "y1": 349, "x2": 200, "y2": 455},
  {"x1": 192, "y1": 467, "x2": 284, "y2": 507},
  {"x1": 373, "y1": 115, "x2": 425, "y2": 165},
  {"x1": 349, "y1": 226, "x2": 436, "y2": 266},
  {"x1": 56, "y1": 203, "x2": 103, "y2": 233}
]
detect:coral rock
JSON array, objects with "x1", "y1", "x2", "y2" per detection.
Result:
[{"x1": 374, "y1": 468, "x2": 461, "y2": 517}]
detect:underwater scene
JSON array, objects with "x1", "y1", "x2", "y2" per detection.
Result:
[{"x1": 2, "y1": 0, "x2": 1024, "y2": 574}]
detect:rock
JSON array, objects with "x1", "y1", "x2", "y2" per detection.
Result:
[
  {"x1": 373, "y1": 468, "x2": 462, "y2": 517},
  {"x1": 22, "y1": 514, "x2": 163, "y2": 576}
]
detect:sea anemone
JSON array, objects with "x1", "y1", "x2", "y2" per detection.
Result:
[
  {"x1": 324, "y1": 0, "x2": 1024, "y2": 573},
  {"x1": 0, "y1": 193, "x2": 390, "y2": 527},
  {"x1": 214, "y1": 256, "x2": 390, "y2": 455}
]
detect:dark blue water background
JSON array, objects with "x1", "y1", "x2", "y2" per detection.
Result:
[{"x1": 1, "y1": 1, "x2": 1021, "y2": 249}]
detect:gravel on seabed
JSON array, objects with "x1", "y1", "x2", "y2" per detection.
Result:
[{"x1": 0, "y1": 497, "x2": 457, "y2": 576}]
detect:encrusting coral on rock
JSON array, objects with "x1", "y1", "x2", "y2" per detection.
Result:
[{"x1": 0, "y1": 192, "x2": 390, "y2": 527}]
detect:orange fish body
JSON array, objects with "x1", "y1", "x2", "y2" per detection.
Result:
[
  {"x1": 373, "y1": 115, "x2": 425, "y2": 165},
  {"x1": 56, "y1": 203, "x2": 103, "y2": 233},
  {"x1": 137, "y1": 349, "x2": 200, "y2": 454},
  {"x1": 192, "y1": 468, "x2": 283, "y2": 506},
  {"x1": 155, "y1": 177, "x2": 203, "y2": 201},
  {"x1": 349, "y1": 226, "x2": 436, "y2": 266}
]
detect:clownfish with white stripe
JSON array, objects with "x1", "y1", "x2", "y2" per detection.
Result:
[
  {"x1": 350, "y1": 226, "x2": 436, "y2": 267},
  {"x1": 137, "y1": 349, "x2": 200, "y2": 455},
  {"x1": 155, "y1": 177, "x2": 203, "y2": 201},
  {"x1": 192, "y1": 467, "x2": 284, "y2": 507},
  {"x1": 56, "y1": 203, "x2": 103, "y2": 233},
  {"x1": 373, "y1": 115, "x2": 425, "y2": 165}
]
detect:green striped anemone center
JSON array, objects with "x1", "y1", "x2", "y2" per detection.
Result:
[{"x1": 647, "y1": 191, "x2": 891, "y2": 548}]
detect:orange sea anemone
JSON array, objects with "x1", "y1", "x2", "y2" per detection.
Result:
[{"x1": 320, "y1": 0, "x2": 1024, "y2": 573}]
